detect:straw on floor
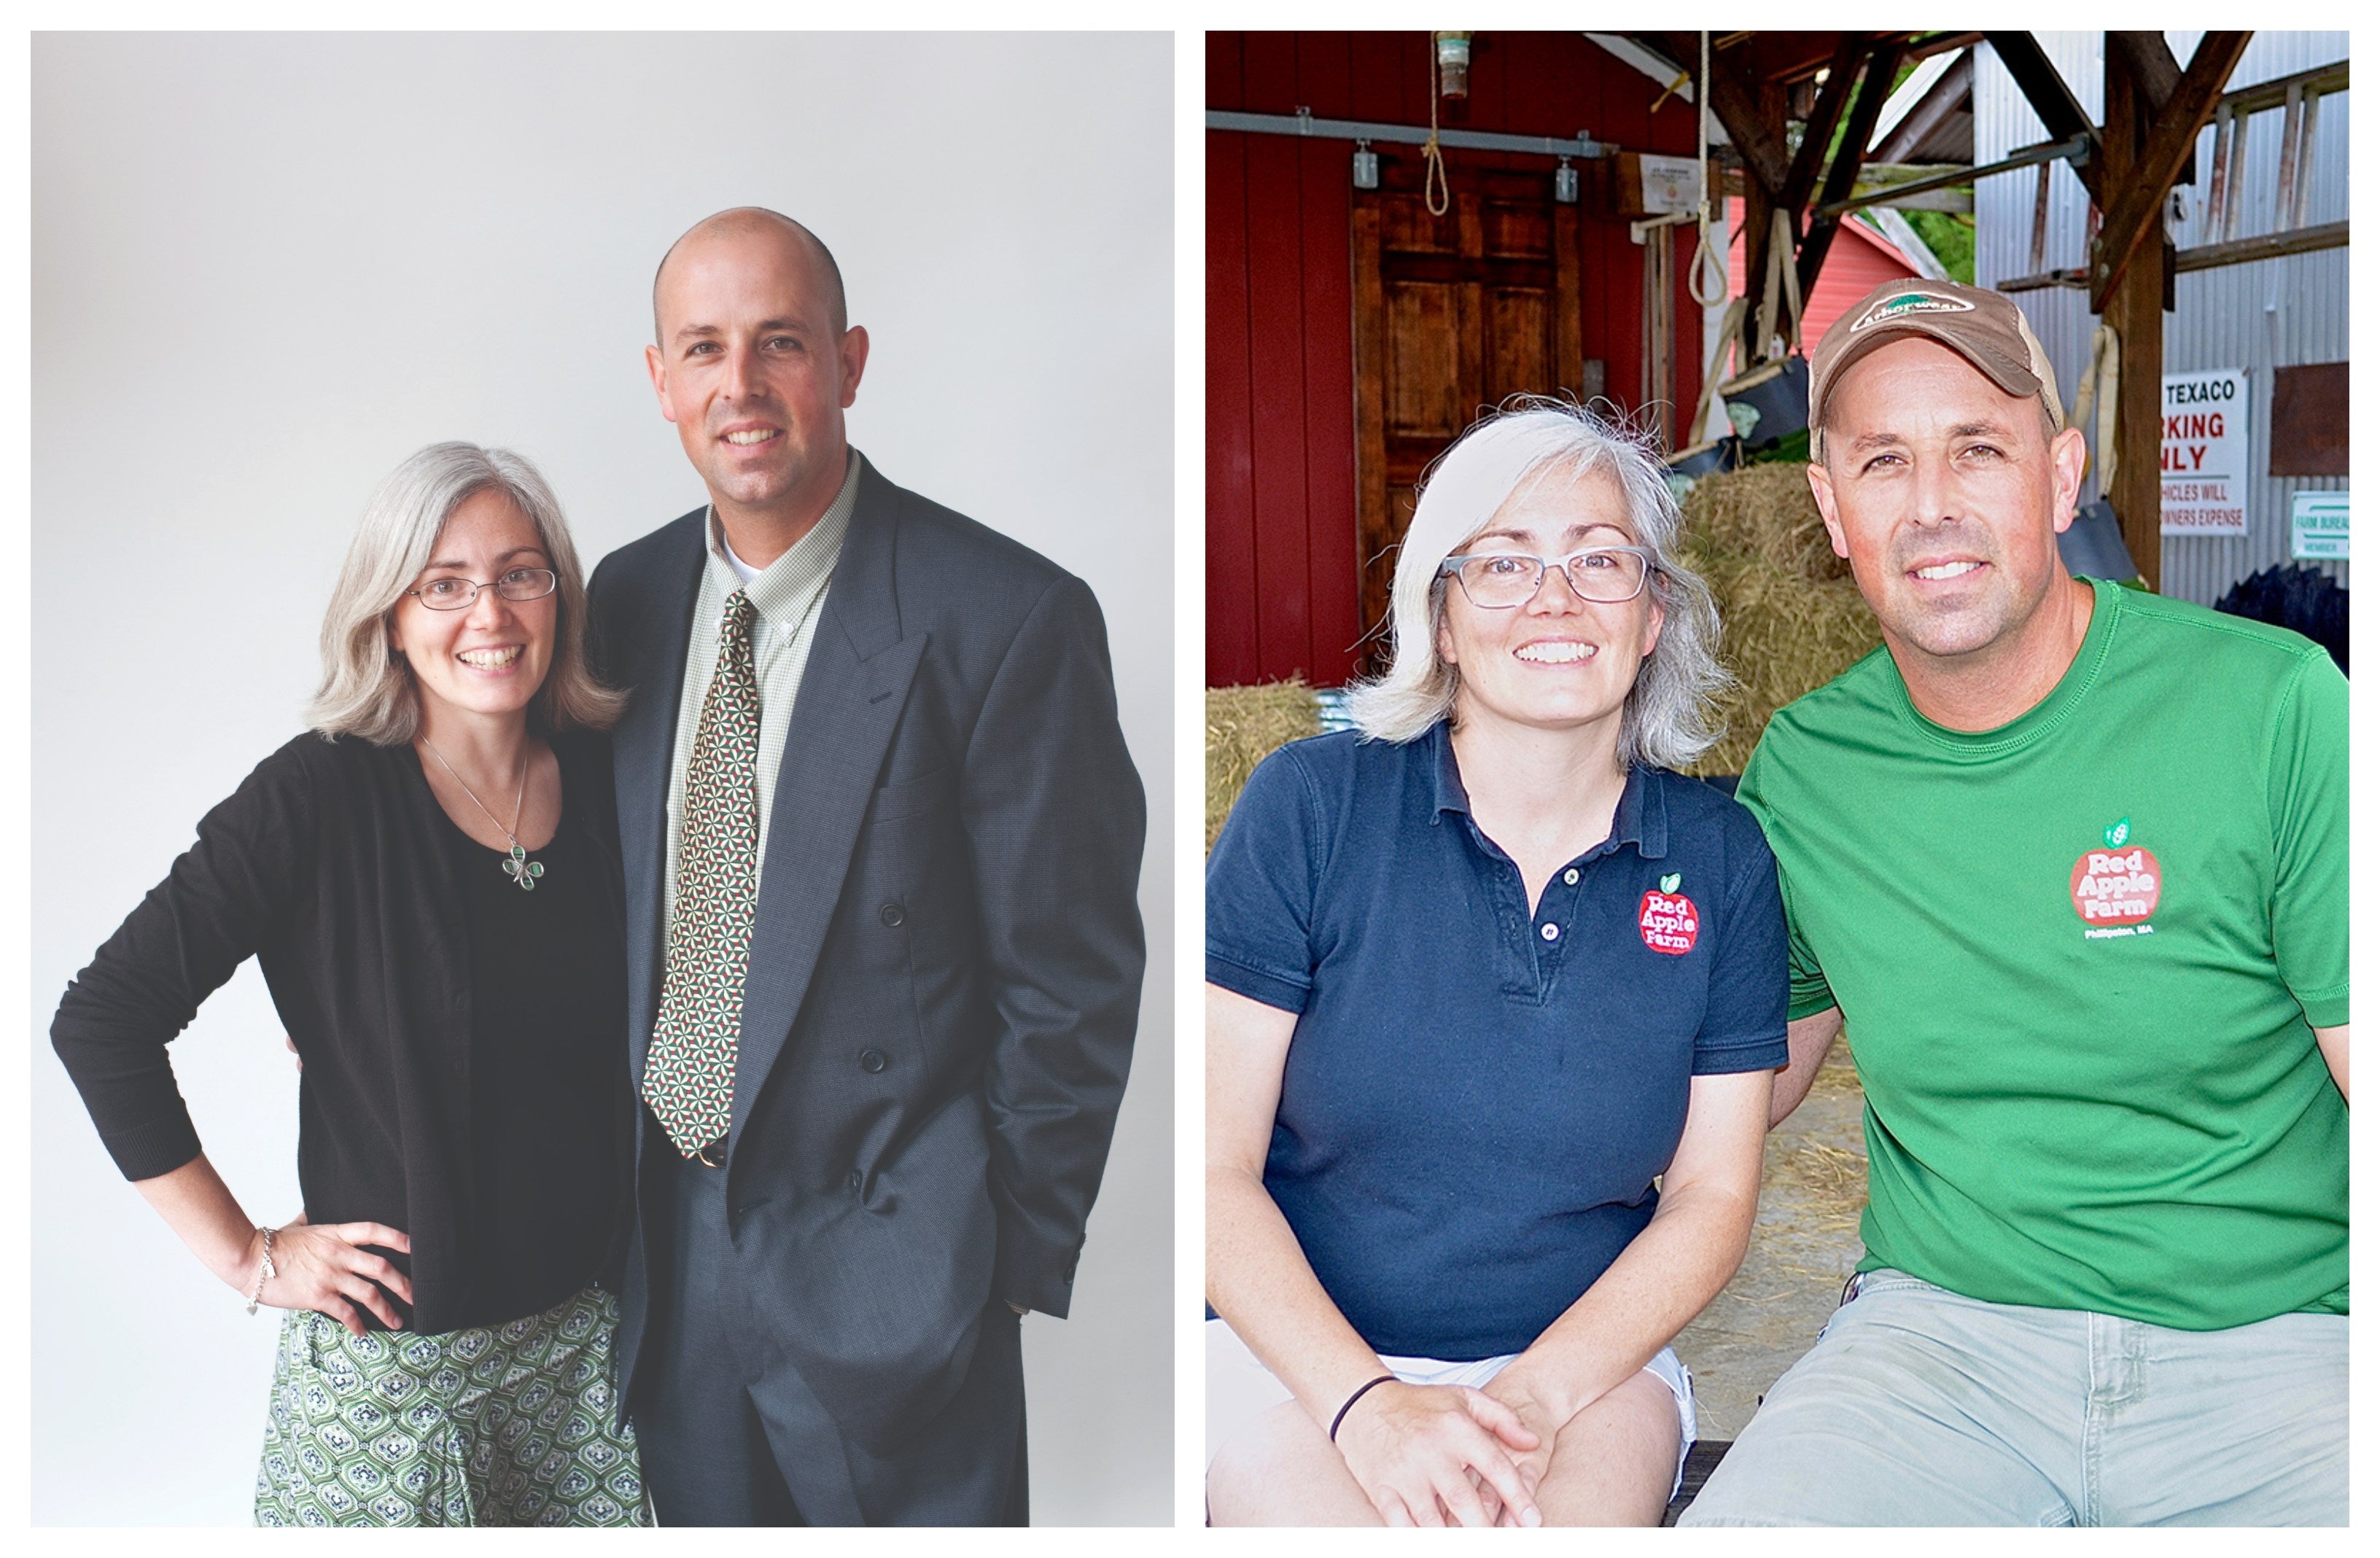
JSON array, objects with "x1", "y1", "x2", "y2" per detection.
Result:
[{"x1": 1205, "y1": 678, "x2": 1321, "y2": 851}]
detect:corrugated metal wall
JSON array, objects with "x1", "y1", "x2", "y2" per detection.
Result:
[{"x1": 1972, "y1": 31, "x2": 2349, "y2": 604}]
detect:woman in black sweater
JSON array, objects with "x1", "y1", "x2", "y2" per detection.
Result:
[{"x1": 52, "y1": 443, "x2": 648, "y2": 1526}]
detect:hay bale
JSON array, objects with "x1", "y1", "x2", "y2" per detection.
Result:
[
  {"x1": 1206, "y1": 679, "x2": 1322, "y2": 850},
  {"x1": 1676, "y1": 463, "x2": 1883, "y2": 776},
  {"x1": 1695, "y1": 556, "x2": 1883, "y2": 775},
  {"x1": 1681, "y1": 460, "x2": 1850, "y2": 583}
]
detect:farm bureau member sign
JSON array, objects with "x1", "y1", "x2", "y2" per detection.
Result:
[{"x1": 2161, "y1": 368, "x2": 2249, "y2": 536}]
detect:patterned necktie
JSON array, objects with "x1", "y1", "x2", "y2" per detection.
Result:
[{"x1": 644, "y1": 588, "x2": 763, "y2": 1158}]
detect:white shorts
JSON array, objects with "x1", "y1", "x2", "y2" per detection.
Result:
[{"x1": 1206, "y1": 1317, "x2": 1700, "y2": 1500}]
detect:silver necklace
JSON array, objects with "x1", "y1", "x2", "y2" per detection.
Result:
[{"x1": 421, "y1": 738, "x2": 546, "y2": 891}]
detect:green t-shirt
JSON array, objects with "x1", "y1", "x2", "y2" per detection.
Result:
[{"x1": 1738, "y1": 578, "x2": 2347, "y2": 1331}]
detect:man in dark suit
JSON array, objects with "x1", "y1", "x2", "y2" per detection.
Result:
[{"x1": 586, "y1": 207, "x2": 1146, "y2": 1525}]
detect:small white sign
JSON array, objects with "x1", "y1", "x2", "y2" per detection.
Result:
[
  {"x1": 1637, "y1": 154, "x2": 1703, "y2": 215},
  {"x1": 2161, "y1": 368, "x2": 2250, "y2": 536},
  {"x1": 2290, "y1": 491, "x2": 2349, "y2": 560}
]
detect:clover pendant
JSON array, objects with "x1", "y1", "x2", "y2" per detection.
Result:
[{"x1": 504, "y1": 844, "x2": 545, "y2": 892}]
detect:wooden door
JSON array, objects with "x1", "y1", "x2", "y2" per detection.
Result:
[{"x1": 1353, "y1": 163, "x2": 1582, "y2": 660}]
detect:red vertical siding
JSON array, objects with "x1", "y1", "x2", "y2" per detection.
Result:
[
  {"x1": 1294, "y1": 42, "x2": 1363, "y2": 681},
  {"x1": 1209, "y1": 32, "x2": 1705, "y2": 687},
  {"x1": 1206, "y1": 36, "x2": 1259, "y2": 681}
]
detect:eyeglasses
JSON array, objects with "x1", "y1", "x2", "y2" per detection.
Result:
[
  {"x1": 405, "y1": 568, "x2": 559, "y2": 611},
  {"x1": 1438, "y1": 546, "x2": 1654, "y2": 609}
]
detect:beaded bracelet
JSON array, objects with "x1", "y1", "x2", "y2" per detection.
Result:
[
  {"x1": 245, "y1": 1226, "x2": 278, "y2": 1316},
  {"x1": 1329, "y1": 1374, "x2": 1399, "y2": 1442}
]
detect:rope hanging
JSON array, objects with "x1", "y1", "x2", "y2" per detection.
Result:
[
  {"x1": 1687, "y1": 31, "x2": 1728, "y2": 305},
  {"x1": 1779, "y1": 211, "x2": 1805, "y2": 351},
  {"x1": 1687, "y1": 297, "x2": 1749, "y2": 448},
  {"x1": 2069, "y1": 323, "x2": 2121, "y2": 485},
  {"x1": 1423, "y1": 33, "x2": 1450, "y2": 217}
]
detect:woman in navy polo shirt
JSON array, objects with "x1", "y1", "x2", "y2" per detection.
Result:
[{"x1": 1206, "y1": 402, "x2": 1786, "y2": 1526}]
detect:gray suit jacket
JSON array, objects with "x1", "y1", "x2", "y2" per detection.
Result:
[{"x1": 587, "y1": 456, "x2": 1146, "y2": 1453}]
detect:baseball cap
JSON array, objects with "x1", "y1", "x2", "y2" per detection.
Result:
[{"x1": 1807, "y1": 279, "x2": 2064, "y2": 461}]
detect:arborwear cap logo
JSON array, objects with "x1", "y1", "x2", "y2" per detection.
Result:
[{"x1": 1850, "y1": 291, "x2": 1975, "y2": 331}]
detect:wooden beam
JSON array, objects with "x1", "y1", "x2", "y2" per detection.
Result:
[
  {"x1": 2106, "y1": 280, "x2": 2166, "y2": 592},
  {"x1": 2106, "y1": 32, "x2": 2196, "y2": 184},
  {"x1": 2177, "y1": 217, "x2": 2348, "y2": 270},
  {"x1": 1691, "y1": 39, "x2": 1795, "y2": 204},
  {"x1": 1737, "y1": 75, "x2": 1789, "y2": 362},
  {"x1": 1782, "y1": 34, "x2": 1871, "y2": 215},
  {"x1": 1999, "y1": 218, "x2": 2349, "y2": 291},
  {"x1": 1872, "y1": 49, "x2": 1975, "y2": 165},
  {"x1": 2089, "y1": 31, "x2": 2253, "y2": 312},
  {"x1": 1902, "y1": 31, "x2": 1984, "y2": 64},
  {"x1": 1814, "y1": 136, "x2": 2085, "y2": 217},
  {"x1": 1852, "y1": 185, "x2": 1974, "y2": 213},
  {"x1": 1985, "y1": 32, "x2": 2101, "y2": 199},
  {"x1": 2220, "y1": 58, "x2": 2346, "y2": 117},
  {"x1": 1730, "y1": 31, "x2": 1875, "y2": 87},
  {"x1": 2107, "y1": 32, "x2": 2181, "y2": 110},
  {"x1": 1797, "y1": 40, "x2": 1908, "y2": 300},
  {"x1": 2098, "y1": 42, "x2": 2163, "y2": 592}
]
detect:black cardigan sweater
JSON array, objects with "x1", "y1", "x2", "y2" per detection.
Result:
[{"x1": 50, "y1": 730, "x2": 635, "y2": 1333}]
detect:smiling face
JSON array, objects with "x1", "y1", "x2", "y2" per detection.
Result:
[
  {"x1": 1810, "y1": 335, "x2": 2088, "y2": 666},
  {"x1": 387, "y1": 488, "x2": 556, "y2": 738},
  {"x1": 645, "y1": 215, "x2": 869, "y2": 539},
  {"x1": 1434, "y1": 465, "x2": 1665, "y2": 744}
]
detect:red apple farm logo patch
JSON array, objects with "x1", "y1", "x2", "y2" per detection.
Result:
[
  {"x1": 2070, "y1": 817, "x2": 2161, "y2": 937},
  {"x1": 1639, "y1": 873, "x2": 1700, "y2": 955}
]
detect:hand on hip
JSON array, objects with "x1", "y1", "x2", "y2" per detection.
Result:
[{"x1": 253, "y1": 1217, "x2": 415, "y2": 1338}]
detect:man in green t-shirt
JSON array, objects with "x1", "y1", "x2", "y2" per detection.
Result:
[{"x1": 1681, "y1": 279, "x2": 2347, "y2": 1527}]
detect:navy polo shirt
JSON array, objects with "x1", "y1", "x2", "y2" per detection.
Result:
[{"x1": 1208, "y1": 722, "x2": 1788, "y2": 1361}]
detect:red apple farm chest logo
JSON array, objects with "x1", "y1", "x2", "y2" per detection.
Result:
[
  {"x1": 1639, "y1": 873, "x2": 1700, "y2": 955},
  {"x1": 2070, "y1": 817, "x2": 2161, "y2": 936}
]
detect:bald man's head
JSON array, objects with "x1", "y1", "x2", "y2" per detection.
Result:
[{"x1": 652, "y1": 207, "x2": 847, "y2": 344}]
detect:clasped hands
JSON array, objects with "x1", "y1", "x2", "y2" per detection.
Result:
[
  {"x1": 1332, "y1": 1373, "x2": 1564, "y2": 1527},
  {"x1": 235, "y1": 1216, "x2": 414, "y2": 1339}
]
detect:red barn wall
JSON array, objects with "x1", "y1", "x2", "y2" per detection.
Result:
[
  {"x1": 1209, "y1": 31, "x2": 1706, "y2": 688},
  {"x1": 1724, "y1": 196, "x2": 1940, "y2": 352}
]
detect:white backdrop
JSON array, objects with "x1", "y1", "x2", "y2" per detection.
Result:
[{"x1": 30, "y1": 31, "x2": 1173, "y2": 1526}]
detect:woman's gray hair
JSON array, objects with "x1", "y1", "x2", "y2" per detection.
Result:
[
  {"x1": 1343, "y1": 400, "x2": 1731, "y2": 768},
  {"x1": 307, "y1": 441, "x2": 624, "y2": 744}
]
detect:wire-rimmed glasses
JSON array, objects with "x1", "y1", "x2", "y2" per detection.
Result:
[
  {"x1": 405, "y1": 567, "x2": 559, "y2": 611},
  {"x1": 1438, "y1": 546, "x2": 1654, "y2": 609}
]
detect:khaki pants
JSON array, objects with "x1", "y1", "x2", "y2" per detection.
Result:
[{"x1": 1680, "y1": 1269, "x2": 2346, "y2": 1527}]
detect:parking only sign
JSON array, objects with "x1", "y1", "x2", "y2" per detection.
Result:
[{"x1": 2161, "y1": 368, "x2": 2249, "y2": 536}]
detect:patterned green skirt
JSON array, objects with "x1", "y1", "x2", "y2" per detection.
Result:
[{"x1": 254, "y1": 1284, "x2": 650, "y2": 1527}]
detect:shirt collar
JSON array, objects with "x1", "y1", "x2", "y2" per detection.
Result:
[
  {"x1": 1427, "y1": 718, "x2": 1668, "y2": 860},
  {"x1": 703, "y1": 446, "x2": 860, "y2": 627}
]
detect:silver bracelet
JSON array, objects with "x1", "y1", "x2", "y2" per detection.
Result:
[{"x1": 245, "y1": 1226, "x2": 277, "y2": 1316}]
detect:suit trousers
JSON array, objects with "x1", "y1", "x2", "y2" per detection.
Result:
[{"x1": 633, "y1": 1121, "x2": 1031, "y2": 1526}]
